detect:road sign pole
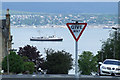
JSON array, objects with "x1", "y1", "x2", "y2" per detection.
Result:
[
  {"x1": 66, "y1": 22, "x2": 87, "y2": 78},
  {"x1": 75, "y1": 41, "x2": 78, "y2": 78}
]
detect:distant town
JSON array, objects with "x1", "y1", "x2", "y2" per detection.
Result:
[{"x1": 2, "y1": 10, "x2": 118, "y2": 28}]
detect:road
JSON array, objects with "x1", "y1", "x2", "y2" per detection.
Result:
[{"x1": 1, "y1": 74, "x2": 120, "y2": 80}]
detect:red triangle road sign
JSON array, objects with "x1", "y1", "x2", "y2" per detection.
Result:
[{"x1": 66, "y1": 23, "x2": 87, "y2": 42}]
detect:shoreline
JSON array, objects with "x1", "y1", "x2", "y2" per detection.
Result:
[{"x1": 11, "y1": 24, "x2": 118, "y2": 29}]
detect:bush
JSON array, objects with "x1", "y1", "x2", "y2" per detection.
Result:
[
  {"x1": 23, "y1": 62, "x2": 35, "y2": 74},
  {"x1": 18, "y1": 45, "x2": 44, "y2": 72},
  {"x1": 2, "y1": 51, "x2": 24, "y2": 74},
  {"x1": 44, "y1": 49, "x2": 73, "y2": 74},
  {"x1": 78, "y1": 51, "x2": 97, "y2": 75}
]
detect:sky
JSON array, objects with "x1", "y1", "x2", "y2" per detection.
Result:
[{"x1": 1, "y1": 0, "x2": 120, "y2": 2}]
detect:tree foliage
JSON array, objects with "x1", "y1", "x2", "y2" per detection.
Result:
[
  {"x1": 2, "y1": 51, "x2": 35, "y2": 74},
  {"x1": 44, "y1": 49, "x2": 73, "y2": 74},
  {"x1": 18, "y1": 45, "x2": 44, "y2": 72},
  {"x1": 23, "y1": 62, "x2": 35, "y2": 74},
  {"x1": 2, "y1": 51, "x2": 24, "y2": 74},
  {"x1": 78, "y1": 51, "x2": 97, "y2": 75},
  {"x1": 96, "y1": 30, "x2": 120, "y2": 61}
]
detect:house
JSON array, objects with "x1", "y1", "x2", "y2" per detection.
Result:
[{"x1": 0, "y1": 9, "x2": 12, "y2": 70}]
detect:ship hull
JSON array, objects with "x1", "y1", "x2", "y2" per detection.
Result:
[{"x1": 30, "y1": 38, "x2": 63, "y2": 41}]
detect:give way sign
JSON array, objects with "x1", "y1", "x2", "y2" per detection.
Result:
[{"x1": 66, "y1": 23, "x2": 87, "y2": 42}]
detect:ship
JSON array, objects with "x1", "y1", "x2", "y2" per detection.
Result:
[{"x1": 30, "y1": 35, "x2": 63, "y2": 41}]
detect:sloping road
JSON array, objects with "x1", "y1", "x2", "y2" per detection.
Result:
[{"x1": 1, "y1": 74, "x2": 120, "y2": 80}]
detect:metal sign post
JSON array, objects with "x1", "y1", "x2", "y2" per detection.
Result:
[
  {"x1": 75, "y1": 41, "x2": 78, "y2": 77},
  {"x1": 66, "y1": 21, "x2": 87, "y2": 78}
]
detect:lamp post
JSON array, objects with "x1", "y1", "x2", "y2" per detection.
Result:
[{"x1": 112, "y1": 27, "x2": 120, "y2": 59}]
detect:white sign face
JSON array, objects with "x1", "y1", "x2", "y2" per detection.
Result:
[{"x1": 69, "y1": 24, "x2": 84, "y2": 38}]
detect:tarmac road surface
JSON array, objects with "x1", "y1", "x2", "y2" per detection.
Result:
[{"x1": 1, "y1": 74, "x2": 120, "y2": 80}]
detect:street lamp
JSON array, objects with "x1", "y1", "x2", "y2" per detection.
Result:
[{"x1": 112, "y1": 27, "x2": 120, "y2": 59}]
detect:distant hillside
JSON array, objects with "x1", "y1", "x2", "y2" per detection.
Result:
[
  {"x1": 2, "y1": 10, "x2": 118, "y2": 28},
  {"x1": 2, "y1": 10, "x2": 46, "y2": 15}
]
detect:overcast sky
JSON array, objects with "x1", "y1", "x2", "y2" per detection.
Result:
[{"x1": 2, "y1": 0, "x2": 120, "y2": 2}]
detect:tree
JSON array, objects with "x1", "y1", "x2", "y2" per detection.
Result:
[
  {"x1": 97, "y1": 30, "x2": 120, "y2": 61},
  {"x1": 78, "y1": 51, "x2": 97, "y2": 75},
  {"x1": 44, "y1": 49, "x2": 73, "y2": 74},
  {"x1": 2, "y1": 51, "x2": 24, "y2": 74},
  {"x1": 18, "y1": 45, "x2": 44, "y2": 72},
  {"x1": 23, "y1": 62, "x2": 35, "y2": 74},
  {"x1": 2, "y1": 51, "x2": 35, "y2": 74}
]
